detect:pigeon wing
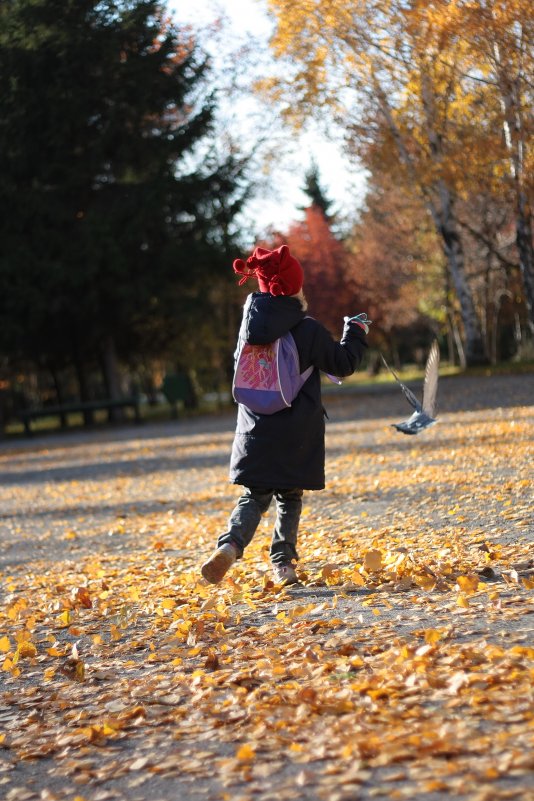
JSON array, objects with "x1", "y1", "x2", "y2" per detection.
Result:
[
  {"x1": 381, "y1": 355, "x2": 422, "y2": 412},
  {"x1": 422, "y1": 340, "x2": 440, "y2": 417}
]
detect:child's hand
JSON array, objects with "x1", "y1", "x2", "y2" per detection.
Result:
[{"x1": 344, "y1": 313, "x2": 372, "y2": 334}]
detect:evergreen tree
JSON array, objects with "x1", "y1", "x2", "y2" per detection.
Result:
[
  {"x1": 0, "y1": 0, "x2": 247, "y2": 401},
  {"x1": 301, "y1": 160, "x2": 334, "y2": 220}
]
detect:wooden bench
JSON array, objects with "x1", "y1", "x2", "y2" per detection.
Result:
[{"x1": 17, "y1": 397, "x2": 141, "y2": 436}]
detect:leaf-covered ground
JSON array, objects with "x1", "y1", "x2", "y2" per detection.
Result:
[{"x1": 1, "y1": 373, "x2": 533, "y2": 801}]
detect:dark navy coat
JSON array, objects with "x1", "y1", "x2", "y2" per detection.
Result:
[{"x1": 229, "y1": 293, "x2": 368, "y2": 490}]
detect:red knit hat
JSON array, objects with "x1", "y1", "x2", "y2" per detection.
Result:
[{"x1": 233, "y1": 245, "x2": 304, "y2": 296}]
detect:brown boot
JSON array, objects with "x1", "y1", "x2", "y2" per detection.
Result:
[{"x1": 201, "y1": 543, "x2": 238, "y2": 584}]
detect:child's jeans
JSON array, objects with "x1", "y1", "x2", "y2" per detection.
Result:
[{"x1": 217, "y1": 486, "x2": 303, "y2": 565}]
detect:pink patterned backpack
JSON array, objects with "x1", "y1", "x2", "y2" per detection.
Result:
[{"x1": 232, "y1": 332, "x2": 314, "y2": 414}]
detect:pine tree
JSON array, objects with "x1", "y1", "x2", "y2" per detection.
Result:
[
  {"x1": 0, "y1": 0, "x2": 247, "y2": 401},
  {"x1": 301, "y1": 160, "x2": 334, "y2": 219}
]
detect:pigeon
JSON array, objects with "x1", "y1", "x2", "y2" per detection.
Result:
[{"x1": 382, "y1": 340, "x2": 440, "y2": 435}]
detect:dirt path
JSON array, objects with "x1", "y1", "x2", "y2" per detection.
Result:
[{"x1": 0, "y1": 373, "x2": 533, "y2": 801}]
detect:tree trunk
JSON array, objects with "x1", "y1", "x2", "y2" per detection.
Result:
[
  {"x1": 418, "y1": 73, "x2": 487, "y2": 366},
  {"x1": 376, "y1": 82, "x2": 487, "y2": 366},
  {"x1": 446, "y1": 316, "x2": 456, "y2": 366},
  {"x1": 492, "y1": 34, "x2": 534, "y2": 334},
  {"x1": 430, "y1": 184, "x2": 487, "y2": 365},
  {"x1": 449, "y1": 310, "x2": 467, "y2": 369},
  {"x1": 101, "y1": 334, "x2": 124, "y2": 422},
  {"x1": 515, "y1": 191, "x2": 534, "y2": 334},
  {"x1": 73, "y1": 356, "x2": 94, "y2": 427},
  {"x1": 49, "y1": 365, "x2": 68, "y2": 428}
]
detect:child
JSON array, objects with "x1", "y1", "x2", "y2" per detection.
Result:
[{"x1": 201, "y1": 244, "x2": 369, "y2": 586}]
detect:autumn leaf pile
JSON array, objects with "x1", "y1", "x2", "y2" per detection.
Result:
[{"x1": 0, "y1": 392, "x2": 533, "y2": 801}]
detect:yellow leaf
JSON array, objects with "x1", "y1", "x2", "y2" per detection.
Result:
[
  {"x1": 424, "y1": 780, "x2": 449, "y2": 792},
  {"x1": 351, "y1": 570, "x2": 366, "y2": 586},
  {"x1": 58, "y1": 610, "x2": 72, "y2": 626},
  {"x1": 414, "y1": 574, "x2": 436, "y2": 591},
  {"x1": 319, "y1": 563, "x2": 338, "y2": 579},
  {"x1": 522, "y1": 576, "x2": 534, "y2": 590},
  {"x1": 398, "y1": 645, "x2": 412, "y2": 661},
  {"x1": 236, "y1": 743, "x2": 256, "y2": 761},
  {"x1": 17, "y1": 641, "x2": 37, "y2": 658},
  {"x1": 101, "y1": 722, "x2": 116, "y2": 735},
  {"x1": 509, "y1": 645, "x2": 534, "y2": 659},
  {"x1": 484, "y1": 768, "x2": 500, "y2": 780},
  {"x1": 0, "y1": 636, "x2": 11, "y2": 653},
  {"x1": 456, "y1": 575, "x2": 478, "y2": 594},
  {"x1": 363, "y1": 549, "x2": 382, "y2": 571},
  {"x1": 110, "y1": 625, "x2": 121, "y2": 641},
  {"x1": 456, "y1": 594, "x2": 470, "y2": 608},
  {"x1": 423, "y1": 629, "x2": 442, "y2": 644}
]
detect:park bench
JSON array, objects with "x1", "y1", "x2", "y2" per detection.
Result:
[{"x1": 17, "y1": 397, "x2": 141, "y2": 436}]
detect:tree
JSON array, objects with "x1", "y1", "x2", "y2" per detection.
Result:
[
  {"x1": 301, "y1": 160, "x2": 334, "y2": 220},
  {"x1": 348, "y1": 176, "x2": 445, "y2": 351},
  {"x1": 262, "y1": 0, "x2": 516, "y2": 364},
  {"x1": 0, "y1": 0, "x2": 248, "y2": 409},
  {"x1": 268, "y1": 205, "x2": 361, "y2": 336},
  {"x1": 446, "y1": 1, "x2": 534, "y2": 335}
]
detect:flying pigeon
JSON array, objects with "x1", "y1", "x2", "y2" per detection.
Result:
[{"x1": 382, "y1": 340, "x2": 440, "y2": 435}]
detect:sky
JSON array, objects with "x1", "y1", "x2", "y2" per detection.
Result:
[{"x1": 168, "y1": 0, "x2": 367, "y2": 234}]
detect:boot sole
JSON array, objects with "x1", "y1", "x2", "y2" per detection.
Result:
[{"x1": 201, "y1": 553, "x2": 235, "y2": 584}]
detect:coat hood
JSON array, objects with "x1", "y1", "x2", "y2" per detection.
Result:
[{"x1": 240, "y1": 292, "x2": 305, "y2": 345}]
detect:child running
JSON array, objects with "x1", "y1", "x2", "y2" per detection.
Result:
[{"x1": 201, "y1": 244, "x2": 369, "y2": 586}]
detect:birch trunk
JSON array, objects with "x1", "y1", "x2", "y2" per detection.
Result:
[
  {"x1": 492, "y1": 32, "x2": 534, "y2": 333},
  {"x1": 429, "y1": 183, "x2": 487, "y2": 364},
  {"x1": 376, "y1": 81, "x2": 487, "y2": 364}
]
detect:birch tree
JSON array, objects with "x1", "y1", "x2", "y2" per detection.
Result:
[
  {"x1": 448, "y1": 0, "x2": 534, "y2": 335},
  {"x1": 262, "y1": 0, "x2": 505, "y2": 364}
]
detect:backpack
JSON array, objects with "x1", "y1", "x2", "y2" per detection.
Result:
[{"x1": 232, "y1": 332, "x2": 314, "y2": 414}]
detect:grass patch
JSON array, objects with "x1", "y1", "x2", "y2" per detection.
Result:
[{"x1": 328, "y1": 359, "x2": 534, "y2": 392}]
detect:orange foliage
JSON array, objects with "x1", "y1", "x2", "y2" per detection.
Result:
[{"x1": 270, "y1": 206, "x2": 363, "y2": 335}]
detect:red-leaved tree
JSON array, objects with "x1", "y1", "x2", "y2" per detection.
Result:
[{"x1": 270, "y1": 205, "x2": 365, "y2": 335}]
